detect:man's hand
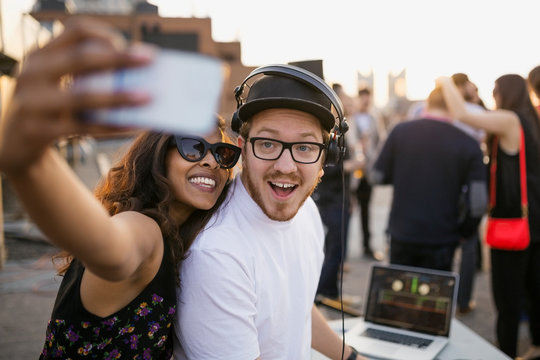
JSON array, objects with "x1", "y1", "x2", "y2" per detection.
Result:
[{"x1": 345, "y1": 345, "x2": 368, "y2": 360}]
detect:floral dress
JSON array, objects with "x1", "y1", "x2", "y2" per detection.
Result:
[{"x1": 40, "y1": 245, "x2": 177, "y2": 359}]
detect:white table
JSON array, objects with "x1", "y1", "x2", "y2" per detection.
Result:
[{"x1": 312, "y1": 317, "x2": 511, "y2": 359}]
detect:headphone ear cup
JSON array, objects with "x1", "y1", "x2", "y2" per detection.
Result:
[
  {"x1": 340, "y1": 119, "x2": 349, "y2": 134},
  {"x1": 231, "y1": 111, "x2": 242, "y2": 133},
  {"x1": 324, "y1": 131, "x2": 339, "y2": 167}
]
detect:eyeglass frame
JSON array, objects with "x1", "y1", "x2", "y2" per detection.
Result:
[
  {"x1": 248, "y1": 137, "x2": 327, "y2": 164},
  {"x1": 174, "y1": 135, "x2": 241, "y2": 169}
]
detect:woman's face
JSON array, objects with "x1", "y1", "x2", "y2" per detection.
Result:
[{"x1": 165, "y1": 129, "x2": 232, "y2": 222}]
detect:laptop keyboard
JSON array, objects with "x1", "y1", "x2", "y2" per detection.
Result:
[{"x1": 361, "y1": 328, "x2": 433, "y2": 348}]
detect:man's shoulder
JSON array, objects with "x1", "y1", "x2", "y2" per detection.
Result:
[
  {"x1": 192, "y1": 217, "x2": 243, "y2": 250},
  {"x1": 185, "y1": 225, "x2": 256, "y2": 272},
  {"x1": 465, "y1": 102, "x2": 486, "y2": 113},
  {"x1": 392, "y1": 118, "x2": 429, "y2": 130},
  {"x1": 386, "y1": 119, "x2": 427, "y2": 138},
  {"x1": 188, "y1": 188, "x2": 266, "y2": 254},
  {"x1": 443, "y1": 123, "x2": 483, "y2": 150},
  {"x1": 413, "y1": 118, "x2": 475, "y2": 136},
  {"x1": 300, "y1": 196, "x2": 323, "y2": 219},
  {"x1": 389, "y1": 119, "x2": 482, "y2": 155}
]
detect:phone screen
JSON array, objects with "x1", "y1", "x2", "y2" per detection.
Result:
[{"x1": 74, "y1": 49, "x2": 228, "y2": 136}]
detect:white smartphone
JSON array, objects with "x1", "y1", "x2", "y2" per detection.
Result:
[{"x1": 73, "y1": 48, "x2": 228, "y2": 136}]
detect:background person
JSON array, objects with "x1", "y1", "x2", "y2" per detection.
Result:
[
  {"x1": 369, "y1": 86, "x2": 487, "y2": 272},
  {"x1": 438, "y1": 74, "x2": 540, "y2": 360},
  {"x1": 449, "y1": 73, "x2": 486, "y2": 142},
  {"x1": 405, "y1": 73, "x2": 487, "y2": 312},
  {"x1": 0, "y1": 20, "x2": 240, "y2": 359},
  {"x1": 528, "y1": 65, "x2": 540, "y2": 116},
  {"x1": 449, "y1": 73, "x2": 487, "y2": 314},
  {"x1": 351, "y1": 87, "x2": 386, "y2": 260},
  {"x1": 313, "y1": 83, "x2": 363, "y2": 306}
]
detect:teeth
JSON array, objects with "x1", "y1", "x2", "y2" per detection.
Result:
[
  {"x1": 189, "y1": 177, "x2": 216, "y2": 188},
  {"x1": 272, "y1": 182, "x2": 295, "y2": 188}
]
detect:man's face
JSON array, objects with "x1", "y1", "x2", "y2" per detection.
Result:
[
  {"x1": 239, "y1": 108, "x2": 325, "y2": 221},
  {"x1": 357, "y1": 93, "x2": 371, "y2": 112},
  {"x1": 459, "y1": 82, "x2": 476, "y2": 102}
]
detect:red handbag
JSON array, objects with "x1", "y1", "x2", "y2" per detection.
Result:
[{"x1": 485, "y1": 129, "x2": 530, "y2": 250}]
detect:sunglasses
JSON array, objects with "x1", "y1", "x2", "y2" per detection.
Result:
[{"x1": 174, "y1": 136, "x2": 241, "y2": 169}]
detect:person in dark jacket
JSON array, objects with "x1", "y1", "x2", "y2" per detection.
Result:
[{"x1": 370, "y1": 85, "x2": 488, "y2": 272}]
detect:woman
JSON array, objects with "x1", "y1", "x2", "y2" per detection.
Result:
[
  {"x1": 528, "y1": 65, "x2": 540, "y2": 116},
  {"x1": 0, "y1": 20, "x2": 240, "y2": 359},
  {"x1": 438, "y1": 74, "x2": 540, "y2": 359}
]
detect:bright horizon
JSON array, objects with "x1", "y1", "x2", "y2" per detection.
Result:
[
  {"x1": 5, "y1": 0, "x2": 539, "y2": 109},
  {"x1": 151, "y1": 0, "x2": 540, "y2": 109}
]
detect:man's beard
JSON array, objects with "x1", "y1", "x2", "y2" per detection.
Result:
[
  {"x1": 463, "y1": 92, "x2": 473, "y2": 102},
  {"x1": 242, "y1": 161, "x2": 322, "y2": 222}
]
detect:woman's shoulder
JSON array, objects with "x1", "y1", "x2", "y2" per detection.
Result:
[
  {"x1": 111, "y1": 210, "x2": 164, "y2": 261},
  {"x1": 112, "y1": 210, "x2": 161, "y2": 230}
]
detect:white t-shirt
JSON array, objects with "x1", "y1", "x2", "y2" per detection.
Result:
[{"x1": 173, "y1": 176, "x2": 325, "y2": 360}]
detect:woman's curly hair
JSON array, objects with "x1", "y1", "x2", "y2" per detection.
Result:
[{"x1": 56, "y1": 117, "x2": 235, "y2": 284}]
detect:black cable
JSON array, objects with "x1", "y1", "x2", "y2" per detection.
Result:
[{"x1": 339, "y1": 156, "x2": 346, "y2": 360}]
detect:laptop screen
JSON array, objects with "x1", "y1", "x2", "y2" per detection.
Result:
[{"x1": 364, "y1": 264, "x2": 457, "y2": 336}]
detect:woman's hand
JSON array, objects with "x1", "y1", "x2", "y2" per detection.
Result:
[
  {"x1": 435, "y1": 76, "x2": 452, "y2": 87},
  {"x1": 0, "y1": 18, "x2": 153, "y2": 174}
]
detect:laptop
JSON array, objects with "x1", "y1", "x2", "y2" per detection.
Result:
[{"x1": 344, "y1": 263, "x2": 458, "y2": 360}]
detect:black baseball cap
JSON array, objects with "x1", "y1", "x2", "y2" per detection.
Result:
[{"x1": 237, "y1": 75, "x2": 336, "y2": 132}]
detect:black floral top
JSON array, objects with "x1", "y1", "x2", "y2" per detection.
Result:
[{"x1": 39, "y1": 245, "x2": 177, "y2": 359}]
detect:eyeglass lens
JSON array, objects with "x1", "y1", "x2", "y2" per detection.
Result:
[
  {"x1": 177, "y1": 137, "x2": 240, "y2": 168},
  {"x1": 181, "y1": 138, "x2": 206, "y2": 161},
  {"x1": 214, "y1": 146, "x2": 238, "y2": 167}
]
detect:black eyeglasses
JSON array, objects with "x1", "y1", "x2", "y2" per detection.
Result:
[
  {"x1": 249, "y1": 137, "x2": 326, "y2": 164},
  {"x1": 174, "y1": 136, "x2": 241, "y2": 169}
]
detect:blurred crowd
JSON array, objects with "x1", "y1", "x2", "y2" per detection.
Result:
[{"x1": 314, "y1": 66, "x2": 540, "y2": 360}]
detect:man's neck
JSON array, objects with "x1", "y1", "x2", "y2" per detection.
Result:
[{"x1": 423, "y1": 108, "x2": 451, "y2": 122}]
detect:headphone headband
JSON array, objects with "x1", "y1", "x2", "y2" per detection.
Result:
[
  {"x1": 236, "y1": 64, "x2": 345, "y2": 125},
  {"x1": 232, "y1": 63, "x2": 348, "y2": 167}
]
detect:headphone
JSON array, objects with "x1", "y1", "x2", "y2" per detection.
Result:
[{"x1": 231, "y1": 64, "x2": 348, "y2": 166}]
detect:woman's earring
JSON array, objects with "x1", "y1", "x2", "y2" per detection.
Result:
[{"x1": 226, "y1": 169, "x2": 234, "y2": 185}]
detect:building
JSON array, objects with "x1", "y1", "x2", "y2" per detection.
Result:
[
  {"x1": 0, "y1": 0, "x2": 258, "y2": 266},
  {"x1": 28, "y1": 0, "x2": 256, "y2": 118},
  {"x1": 357, "y1": 69, "x2": 374, "y2": 92}
]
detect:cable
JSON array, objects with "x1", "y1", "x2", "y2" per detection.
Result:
[{"x1": 339, "y1": 156, "x2": 346, "y2": 360}]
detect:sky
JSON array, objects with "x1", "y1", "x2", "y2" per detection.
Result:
[
  {"x1": 150, "y1": 0, "x2": 540, "y2": 108},
  {"x1": 3, "y1": 0, "x2": 539, "y2": 108}
]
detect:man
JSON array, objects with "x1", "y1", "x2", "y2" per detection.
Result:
[
  {"x1": 449, "y1": 73, "x2": 487, "y2": 314},
  {"x1": 174, "y1": 68, "x2": 364, "y2": 359},
  {"x1": 370, "y1": 86, "x2": 487, "y2": 272},
  {"x1": 351, "y1": 87, "x2": 386, "y2": 260},
  {"x1": 450, "y1": 73, "x2": 486, "y2": 142},
  {"x1": 313, "y1": 83, "x2": 362, "y2": 306}
]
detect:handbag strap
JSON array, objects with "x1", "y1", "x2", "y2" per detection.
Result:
[{"x1": 489, "y1": 128, "x2": 528, "y2": 217}]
